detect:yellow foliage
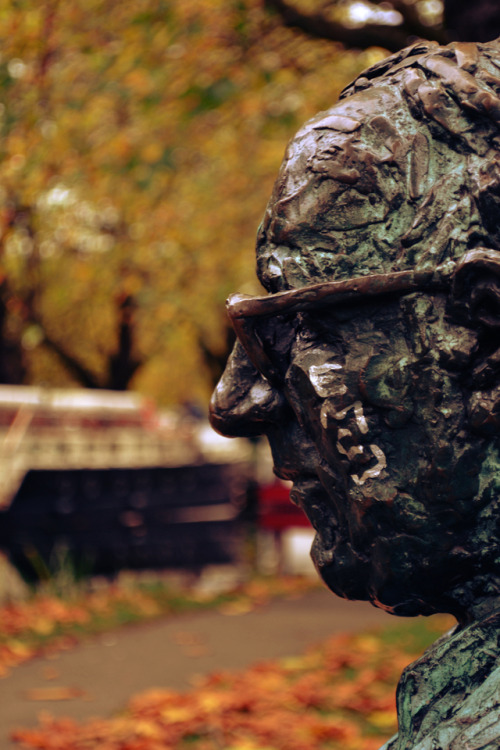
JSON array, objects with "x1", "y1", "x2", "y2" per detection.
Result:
[
  {"x1": 161, "y1": 706, "x2": 195, "y2": 723},
  {"x1": 0, "y1": 0, "x2": 378, "y2": 404},
  {"x1": 30, "y1": 617, "x2": 55, "y2": 636}
]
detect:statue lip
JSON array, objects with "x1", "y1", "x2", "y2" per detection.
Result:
[{"x1": 288, "y1": 474, "x2": 339, "y2": 548}]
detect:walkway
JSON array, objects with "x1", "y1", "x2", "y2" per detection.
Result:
[{"x1": 1, "y1": 587, "x2": 395, "y2": 748}]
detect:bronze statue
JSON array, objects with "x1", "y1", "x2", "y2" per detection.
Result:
[{"x1": 210, "y1": 38, "x2": 500, "y2": 748}]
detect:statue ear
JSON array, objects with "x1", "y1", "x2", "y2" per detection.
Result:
[
  {"x1": 451, "y1": 248, "x2": 500, "y2": 328},
  {"x1": 451, "y1": 248, "x2": 500, "y2": 387}
]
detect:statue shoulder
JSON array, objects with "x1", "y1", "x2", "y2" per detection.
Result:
[{"x1": 390, "y1": 615, "x2": 500, "y2": 750}]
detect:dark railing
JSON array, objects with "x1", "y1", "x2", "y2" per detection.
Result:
[{"x1": 0, "y1": 463, "x2": 248, "y2": 582}]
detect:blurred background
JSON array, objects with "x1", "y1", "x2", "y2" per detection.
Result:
[
  {"x1": 0, "y1": 0, "x2": 498, "y2": 585},
  {"x1": 0, "y1": 3, "x2": 494, "y2": 747}
]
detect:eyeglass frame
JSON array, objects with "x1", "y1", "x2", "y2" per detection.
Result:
[{"x1": 226, "y1": 249, "x2": 497, "y2": 386}]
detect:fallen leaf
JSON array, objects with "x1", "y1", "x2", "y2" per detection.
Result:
[
  {"x1": 218, "y1": 600, "x2": 253, "y2": 616},
  {"x1": 42, "y1": 667, "x2": 60, "y2": 681}
]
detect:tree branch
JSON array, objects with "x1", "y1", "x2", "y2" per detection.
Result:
[
  {"x1": 371, "y1": 0, "x2": 447, "y2": 41},
  {"x1": 265, "y1": 0, "x2": 447, "y2": 52},
  {"x1": 39, "y1": 328, "x2": 102, "y2": 389}
]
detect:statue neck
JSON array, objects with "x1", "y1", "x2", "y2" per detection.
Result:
[{"x1": 444, "y1": 576, "x2": 500, "y2": 627}]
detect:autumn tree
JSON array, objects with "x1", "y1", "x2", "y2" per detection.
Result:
[{"x1": 0, "y1": 0, "x2": 385, "y2": 405}]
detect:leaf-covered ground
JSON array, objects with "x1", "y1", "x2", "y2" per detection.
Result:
[
  {"x1": 1, "y1": 569, "x2": 454, "y2": 749},
  {"x1": 0, "y1": 573, "x2": 321, "y2": 677},
  {"x1": 10, "y1": 616, "x2": 453, "y2": 750}
]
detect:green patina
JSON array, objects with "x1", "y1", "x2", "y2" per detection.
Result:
[{"x1": 211, "y1": 36, "x2": 500, "y2": 748}]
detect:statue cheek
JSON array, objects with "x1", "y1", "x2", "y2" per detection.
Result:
[
  {"x1": 285, "y1": 354, "x2": 351, "y2": 429},
  {"x1": 308, "y1": 361, "x2": 347, "y2": 399},
  {"x1": 467, "y1": 387, "x2": 500, "y2": 436},
  {"x1": 359, "y1": 353, "x2": 414, "y2": 428}
]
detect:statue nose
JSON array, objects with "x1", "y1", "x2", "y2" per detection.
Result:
[{"x1": 209, "y1": 341, "x2": 288, "y2": 439}]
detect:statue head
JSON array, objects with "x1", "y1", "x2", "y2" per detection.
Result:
[{"x1": 210, "y1": 39, "x2": 500, "y2": 624}]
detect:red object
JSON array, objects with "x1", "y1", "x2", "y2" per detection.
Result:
[{"x1": 257, "y1": 480, "x2": 309, "y2": 531}]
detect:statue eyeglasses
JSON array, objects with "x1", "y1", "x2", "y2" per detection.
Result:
[{"x1": 226, "y1": 248, "x2": 500, "y2": 387}]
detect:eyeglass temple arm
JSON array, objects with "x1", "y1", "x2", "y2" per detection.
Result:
[
  {"x1": 227, "y1": 264, "x2": 455, "y2": 321},
  {"x1": 228, "y1": 311, "x2": 282, "y2": 382},
  {"x1": 226, "y1": 262, "x2": 456, "y2": 381}
]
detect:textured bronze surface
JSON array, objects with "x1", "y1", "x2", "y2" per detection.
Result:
[{"x1": 210, "y1": 37, "x2": 500, "y2": 748}]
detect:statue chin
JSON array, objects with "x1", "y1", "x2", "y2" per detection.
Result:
[
  {"x1": 311, "y1": 531, "x2": 463, "y2": 618},
  {"x1": 310, "y1": 533, "x2": 371, "y2": 602}
]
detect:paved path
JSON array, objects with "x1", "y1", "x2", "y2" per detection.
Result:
[{"x1": 1, "y1": 588, "x2": 395, "y2": 749}]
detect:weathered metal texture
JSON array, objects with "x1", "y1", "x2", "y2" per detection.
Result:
[{"x1": 210, "y1": 37, "x2": 500, "y2": 748}]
